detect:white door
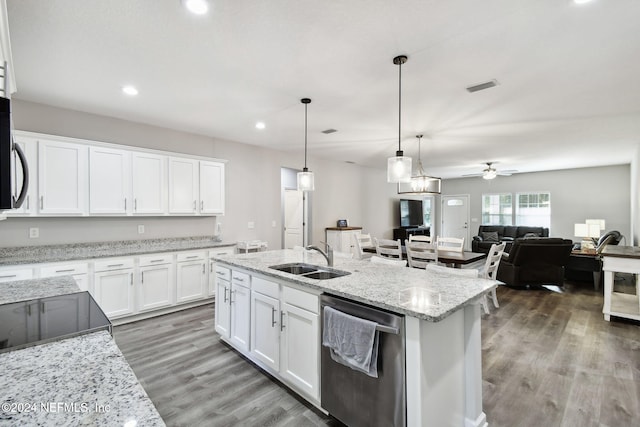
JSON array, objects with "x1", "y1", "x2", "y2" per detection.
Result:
[
  {"x1": 93, "y1": 269, "x2": 135, "y2": 318},
  {"x1": 280, "y1": 302, "x2": 319, "y2": 400},
  {"x1": 132, "y1": 152, "x2": 166, "y2": 214},
  {"x1": 441, "y1": 195, "x2": 471, "y2": 250},
  {"x1": 139, "y1": 264, "x2": 174, "y2": 312},
  {"x1": 215, "y1": 279, "x2": 231, "y2": 338},
  {"x1": 199, "y1": 161, "x2": 225, "y2": 215},
  {"x1": 284, "y1": 189, "x2": 303, "y2": 248},
  {"x1": 230, "y1": 282, "x2": 251, "y2": 352},
  {"x1": 89, "y1": 146, "x2": 130, "y2": 214},
  {"x1": 176, "y1": 261, "x2": 207, "y2": 303},
  {"x1": 38, "y1": 140, "x2": 88, "y2": 215},
  {"x1": 250, "y1": 290, "x2": 280, "y2": 371},
  {"x1": 168, "y1": 157, "x2": 198, "y2": 214}
]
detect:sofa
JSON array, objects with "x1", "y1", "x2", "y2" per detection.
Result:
[
  {"x1": 496, "y1": 237, "x2": 574, "y2": 287},
  {"x1": 472, "y1": 225, "x2": 549, "y2": 253}
]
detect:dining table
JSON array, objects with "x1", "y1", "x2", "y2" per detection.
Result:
[{"x1": 363, "y1": 246, "x2": 487, "y2": 268}]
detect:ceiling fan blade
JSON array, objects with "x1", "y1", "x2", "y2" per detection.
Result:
[{"x1": 462, "y1": 173, "x2": 483, "y2": 177}]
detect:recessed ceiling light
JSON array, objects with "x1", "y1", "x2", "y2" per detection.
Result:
[
  {"x1": 255, "y1": 122, "x2": 266, "y2": 130},
  {"x1": 183, "y1": 0, "x2": 209, "y2": 15},
  {"x1": 122, "y1": 85, "x2": 138, "y2": 96}
]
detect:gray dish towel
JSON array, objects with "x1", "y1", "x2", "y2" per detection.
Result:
[{"x1": 322, "y1": 306, "x2": 379, "y2": 378}]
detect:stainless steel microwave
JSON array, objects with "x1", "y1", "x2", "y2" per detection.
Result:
[{"x1": 0, "y1": 96, "x2": 29, "y2": 211}]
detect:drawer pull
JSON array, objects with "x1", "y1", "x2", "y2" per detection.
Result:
[
  {"x1": 0, "y1": 274, "x2": 17, "y2": 279},
  {"x1": 186, "y1": 256, "x2": 199, "y2": 259},
  {"x1": 107, "y1": 264, "x2": 124, "y2": 268},
  {"x1": 150, "y1": 259, "x2": 164, "y2": 263},
  {"x1": 234, "y1": 277, "x2": 245, "y2": 282},
  {"x1": 55, "y1": 269, "x2": 75, "y2": 273}
]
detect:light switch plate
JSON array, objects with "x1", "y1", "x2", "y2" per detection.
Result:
[
  {"x1": 29, "y1": 227, "x2": 39, "y2": 238},
  {"x1": 138, "y1": 225, "x2": 145, "y2": 234},
  {"x1": 248, "y1": 221, "x2": 255, "y2": 229}
]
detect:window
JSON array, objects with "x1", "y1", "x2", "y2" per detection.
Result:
[
  {"x1": 482, "y1": 194, "x2": 512, "y2": 225},
  {"x1": 422, "y1": 196, "x2": 434, "y2": 229},
  {"x1": 516, "y1": 192, "x2": 550, "y2": 228}
]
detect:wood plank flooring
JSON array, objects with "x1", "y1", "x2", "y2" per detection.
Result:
[{"x1": 114, "y1": 281, "x2": 640, "y2": 427}]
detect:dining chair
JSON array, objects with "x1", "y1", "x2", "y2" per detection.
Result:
[
  {"x1": 405, "y1": 240, "x2": 438, "y2": 269},
  {"x1": 354, "y1": 233, "x2": 374, "y2": 260},
  {"x1": 409, "y1": 234, "x2": 432, "y2": 243},
  {"x1": 370, "y1": 255, "x2": 407, "y2": 267},
  {"x1": 374, "y1": 238, "x2": 402, "y2": 259},
  {"x1": 479, "y1": 242, "x2": 506, "y2": 313},
  {"x1": 436, "y1": 236, "x2": 465, "y2": 253}
]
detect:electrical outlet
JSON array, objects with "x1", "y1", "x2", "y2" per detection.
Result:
[
  {"x1": 271, "y1": 220, "x2": 276, "y2": 228},
  {"x1": 248, "y1": 221, "x2": 255, "y2": 229},
  {"x1": 29, "y1": 227, "x2": 39, "y2": 238},
  {"x1": 138, "y1": 225, "x2": 145, "y2": 234}
]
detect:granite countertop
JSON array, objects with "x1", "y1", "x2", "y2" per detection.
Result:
[
  {"x1": 601, "y1": 245, "x2": 640, "y2": 259},
  {"x1": 0, "y1": 276, "x2": 80, "y2": 305},
  {"x1": 212, "y1": 249, "x2": 499, "y2": 322},
  {"x1": 0, "y1": 330, "x2": 164, "y2": 426},
  {"x1": 0, "y1": 236, "x2": 235, "y2": 266}
]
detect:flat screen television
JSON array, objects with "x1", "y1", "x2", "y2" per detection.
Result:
[{"x1": 399, "y1": 199, "x2": 423, "y2": 228}]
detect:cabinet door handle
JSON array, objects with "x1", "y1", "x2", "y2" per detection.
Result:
[
  {"x1": 230, "y1": 289, "x2": 236, "y2": 304},
  {"x1": 141, "y1": 272, "x2": 144, "y2": 284},
  {"x1": 210, "y1": 262, "x2": 213, "y2": 273},
  {"x1": 271, "y1": 308, "x2": 277, "y2": 327},
  {"x1": 124, "y1": 198, "x2": 127, "y2": 210},
  {"x1": 41, "y1": 302, "x2": 45, "y2": 313},
  {"x1": 130, "y1": 273, "x2": 133, "y2": 285},
  {"x1": 223, "y1": 286, "x2": 229, "y2": 303},
  {"x1": 26, "y1": 195, "x2": 29, "y2": 210},
  {"x1": 202, "y1": 264, "x2": 205, "y2": 275},
  {"x1": 40, "y1": 195, "x2": 44, "y2": 210},
  {"x1": 193, "y1": 200, "x2": 196, "y2": 211},
  {"x1": 201, "y1": 200, "x2": 204, "y2": 211},
  {"x1": 27, "y1": 304, "x2": 31, "y2": 316},
  {"x1": 280, "y1": 311, "x2": 286, "y2": 331},
  {"x1": 134, "y1": 198, "x2": 137, "y2": 212}
]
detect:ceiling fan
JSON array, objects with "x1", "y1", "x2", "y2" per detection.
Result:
[{"x1": 463, "y1": 162, "x2": 518, "y2": 180}]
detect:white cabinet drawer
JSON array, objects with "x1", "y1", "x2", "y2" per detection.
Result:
[
  {"x1": 209, "y1": 247, "x2": 235, "y2": 257},
  {"x1": 231, "y1": 270, "x2": 250, "y2": 287},
  {"x1": 214, "y1": 265, "x2": 231, "y2": 281},
  {"x1": 177, "y1": 252, "x2": 206, "y2": 262},
  {"x1": 283, "y1": 286, "x2": 319, "y2": 314},
  {"x1": 139, "y1": 253, "x2": 173, "y2": 267},
  {"x1": 39, "y1": 263, "x2": 88, "y2": 277},
  {"x1": 252, "y1": 276, "x2": 279, "y2": 298},
  {"x1": 0, "y1": 268, "x2": 34, "y2": 283},
  {"x1": 94, "y1": 258, "x2": 135, "y2": 272}
]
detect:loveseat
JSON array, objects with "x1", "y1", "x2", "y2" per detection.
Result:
[
  {"x1": 496, "y1": 237, "x2": 573, "y2": 287},
  {"x1": 472, "y1": 225, "x2": 549, "y2": 253}
]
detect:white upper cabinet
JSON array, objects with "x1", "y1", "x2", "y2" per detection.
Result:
[
  {"x1": 38, "y1": 139, "x2": 88, "y2": 215},
  {"x1": 169, "y1": 157, "x2": 199, "y2": 214},
  {"x1": 199, "y1": 161, "x2": 225, "y2": 215},
  {"x1": 89, "y1": 146, "x2": 131, "y2": 214},
  {"x1": 132, "y1": 152, "x2": 167, "y2": 214}
]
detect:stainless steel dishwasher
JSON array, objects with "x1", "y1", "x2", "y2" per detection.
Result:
[{"x1": 320, "y1": 294, "x2": 406, "y2": 427}]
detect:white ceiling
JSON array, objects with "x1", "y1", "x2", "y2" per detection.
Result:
[{"x1": 6, "y1": 0, "x2": 640, "y2": 178}]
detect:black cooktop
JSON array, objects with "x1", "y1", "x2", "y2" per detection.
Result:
[{"x1": 0, "y1": 291, "x2": 111, "y2": 354}]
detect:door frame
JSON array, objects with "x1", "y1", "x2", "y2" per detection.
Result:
[
  {"x1": 441, "y1": 194, "x2": 471, "y2": 250},
  {"x1": 281, "y1": 167, "x2": 311, "y2": 249}
]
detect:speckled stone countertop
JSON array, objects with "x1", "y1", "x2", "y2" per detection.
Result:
[
  {"x1": 0, "y1": 236, "x2": 235, "y2": 266},
  {"x1": 212, "y1": 249, "x2": 499, "y2": 322},
  {"x1": 0, "y1": 330, "x2": 164, "y2": 426},
  {"x1": 0, "y1": 276, "x2": 80, "y2": 305}
]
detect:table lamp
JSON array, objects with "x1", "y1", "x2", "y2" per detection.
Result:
[{"x1": 574, "y1": 222, "x2": 601, "y2": 250}]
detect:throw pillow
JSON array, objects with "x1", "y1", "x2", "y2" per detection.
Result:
[
  {"x1": 481, "y1": 231, "x2": 499, "y2": 242},
  {"x1": 523, "y1": 232, "x2": 540, "y2": 238}
]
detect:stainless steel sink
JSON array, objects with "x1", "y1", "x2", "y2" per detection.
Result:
[
  {"x1": 269, "y1": 263, "x2": 351, "y2": 280},
  {"x1": 269, "y1": 263, "x2": 319, "y2": 275}
]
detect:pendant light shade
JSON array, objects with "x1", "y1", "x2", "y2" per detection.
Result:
[
  {"x1": 297, "y1": 98, "x2": 314, "y2": 191},
  {"x1": 401, "y1": 135, "x2": 441, "y2": 194},
  {"x1": 387, "y1": 55, "x2": 412, "y2": 183}
]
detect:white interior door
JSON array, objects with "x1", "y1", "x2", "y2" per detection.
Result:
[
  {"x1": 441, "y1": 195, "x2": 471, "y2": 250},
  {"x1": 284, "y1": 189, "x2": 303, "y2": 249}
]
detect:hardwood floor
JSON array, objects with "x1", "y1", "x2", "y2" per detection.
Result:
[{"x1": 114, "y1": 281, "x2": 640, "y2": 427}]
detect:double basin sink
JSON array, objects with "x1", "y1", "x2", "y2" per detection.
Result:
[{"x1": 269, "y1": 263, "x2": 350, "y2": 280}]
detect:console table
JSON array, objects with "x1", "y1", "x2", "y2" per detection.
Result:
[
  {"x1": 601, "y1": 245, "x2": 640, "y2": 322},
  {"x1": 393, "y1": 227, "x2": 430, "y2": 242}
]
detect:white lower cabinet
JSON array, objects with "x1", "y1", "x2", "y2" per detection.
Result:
[
  {"x1": 38, "y1": 262, "x2": 90, "y2": 293},
  {"x1": 208, "y1": 247, "x2": 235, "y2": 296},
  {"x1": 138, "y1": 254, "x2": 174, "y2": 312},
  {"x1": 214, "y1": 266, "x2": 231, "y2": 337},
  {"x1": 220, "y1": 267, "x2": 320, "y2": 403},
  {"x1": 176, "y1": 252, "x2": 207, "y2": 303},
  {"x1": 229, "y1": 270, "x2": 251, "y2": 352},
  {"x1": 93, "y1": 259, "x2": 135, "y2": 318},
  {"x1": 0, "y1": 267, "x2": 34, "y2": 283}
]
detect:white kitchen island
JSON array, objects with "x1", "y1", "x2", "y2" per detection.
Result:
[{"x1": 212, "y1": 249, "x2": 498, "y2": 427}]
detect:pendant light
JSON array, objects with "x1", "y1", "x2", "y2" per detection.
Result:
[
  {"x1": 297, "y1": 98, "x2": 314, "y2": 191},
  {"x1": 387, "y1": 55, "x2": 412, "y2": 183},
  {"x1": 404, "y1": 135, "x2": 441, "y2": 194}
]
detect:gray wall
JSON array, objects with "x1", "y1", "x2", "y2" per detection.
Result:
[{"x1": 441, "y1": 165, "x2": 631, "y2": 243}]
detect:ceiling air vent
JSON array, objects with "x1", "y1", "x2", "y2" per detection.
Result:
[
  {"x1": 466, "y1": 79, "x2": 499, "y2": 93},
  {"x1": 322, "y1": 128, "x2": 337, "y2": 134}
]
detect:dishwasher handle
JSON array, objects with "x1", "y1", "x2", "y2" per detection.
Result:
[{"x1": 376, "y1": 324, "x2": 399, "y2": 335}]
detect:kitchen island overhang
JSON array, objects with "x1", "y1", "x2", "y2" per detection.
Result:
[{"x1": 212, "y1": 249, "x2": 497, "y2": 427}]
